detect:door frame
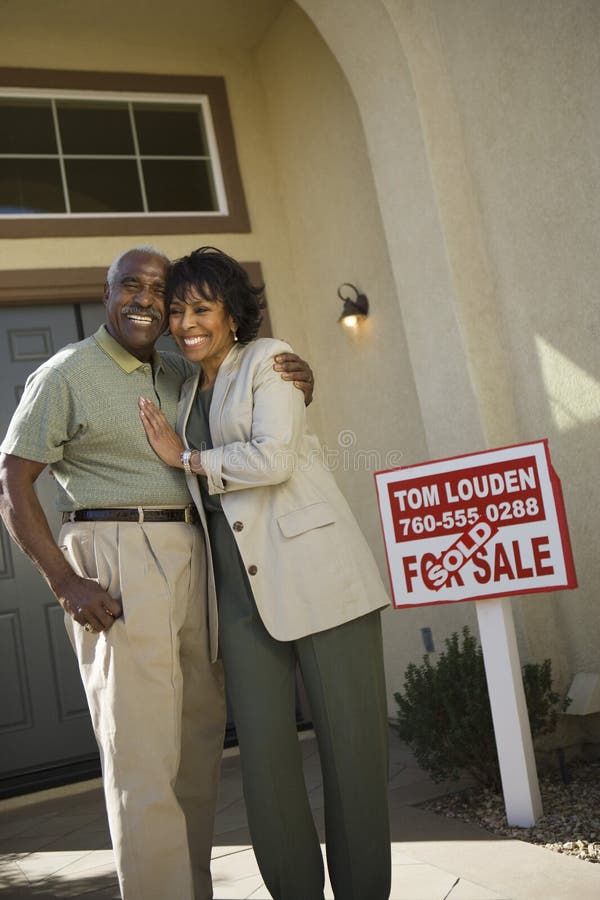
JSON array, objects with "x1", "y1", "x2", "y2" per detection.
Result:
[
  {"x1": 0, "y1": 267, "x2": 107, "y2": 306},
  {"x1": 0, "y1": 262, "x2": 266, "y2": 306}
]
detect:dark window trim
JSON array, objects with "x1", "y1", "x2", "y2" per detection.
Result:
[{"x1": 0, "y1": 68, "x2": 250, "y2": 238}]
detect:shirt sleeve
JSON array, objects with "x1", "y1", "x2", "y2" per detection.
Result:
[
  {"x1": 199, "y1": 344, "x2": 306, "y2": 494},
  {"x1": 0, "y1": 366, "x2": 85, "y2": 464}
]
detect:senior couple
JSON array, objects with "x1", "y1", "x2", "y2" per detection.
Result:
[{"x1": 0, "y1": 245, "x2": 391, "y2": 900}]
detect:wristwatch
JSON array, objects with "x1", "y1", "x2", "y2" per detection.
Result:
[{"x1": 180, "y1": 449, "x2": 194, "y2": 475}]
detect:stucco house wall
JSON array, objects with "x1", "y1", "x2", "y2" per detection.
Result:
[{"x1": 2, "y1": 0, "x2": 598, "y2": 747}]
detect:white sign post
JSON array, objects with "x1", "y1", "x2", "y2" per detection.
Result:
[
  {"x1": 476, "y1": 597, "x2": 541, "y2": 825},
  {"x1": 375, "y1": 440, "x2": 576, "y2": 826}
]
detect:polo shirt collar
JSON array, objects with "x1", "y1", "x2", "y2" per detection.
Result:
[{"x1": 93, "y1": 325, "x2": 163, "y2": 373}]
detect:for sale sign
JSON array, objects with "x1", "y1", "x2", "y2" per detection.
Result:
[{"x1": 374, "y1": 440, "x2": 576, "y2": 608}]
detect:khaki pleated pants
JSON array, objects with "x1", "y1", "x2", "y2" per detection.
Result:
[{"x1": 61, "y1": 520, "x2": 226, "y2": 900}]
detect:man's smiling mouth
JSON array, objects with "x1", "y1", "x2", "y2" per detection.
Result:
[
  {"x1": 127, "y1": 315, "x2": 156, "y2": 325},
  {"x1": 122, "y1": 307, "x2": 161, "y2": 326}
]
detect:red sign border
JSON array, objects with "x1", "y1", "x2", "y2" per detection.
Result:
[{"x1": 374, "y1": 439, "x2": 577, "y2": 609}]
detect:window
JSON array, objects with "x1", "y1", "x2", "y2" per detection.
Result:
[
  {"x1": 0, "y1": 70, "x2": 249, "y2": 237},
  {"x1": 0, "y1": 94, "x2": 222, "y2": 216}
]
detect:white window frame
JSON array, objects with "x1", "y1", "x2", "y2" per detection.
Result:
[{"x1": 0, "y1": 87, "x2": 229, "y2": 220}]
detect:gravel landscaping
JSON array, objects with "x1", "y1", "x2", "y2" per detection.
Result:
[{"x1": 419, "y1": 758, "x2": 600, "y2": 863}]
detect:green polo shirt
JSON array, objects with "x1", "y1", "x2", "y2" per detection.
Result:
[{"x1": 1, "y1": 326, "x2": 196, "y2": 511}]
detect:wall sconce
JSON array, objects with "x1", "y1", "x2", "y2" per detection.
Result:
[{"x1": 337, "y1": 283, "x2": 369, "y2": 328}]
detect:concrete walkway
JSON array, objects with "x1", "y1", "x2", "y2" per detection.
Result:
[{"x1": 0, "y1": 733, "x2": 599, "y2": 898}]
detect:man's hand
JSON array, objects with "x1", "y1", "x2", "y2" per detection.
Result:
[
  {"x1": 56, "y1": 571, "x2": 123, "y2": 634},
  {"x1": 0, "y1": 453, "x2": 122, "y2": 635},
  {"x1": 274, "y1": 353, "x2": 315, "y2": 406}
]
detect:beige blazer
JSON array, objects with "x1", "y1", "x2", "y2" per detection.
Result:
[{"x1": 176, "y1": 338, "x2": 389, "y2": 661}]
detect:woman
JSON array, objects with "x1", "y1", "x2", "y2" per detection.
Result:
[{"x1": 139, "y1": 247, "x2": 391, "y2": 900}]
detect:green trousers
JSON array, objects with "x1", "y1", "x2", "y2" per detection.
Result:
[{"x1": 218, "y1": 585, "x2": 392, "y2": 900}]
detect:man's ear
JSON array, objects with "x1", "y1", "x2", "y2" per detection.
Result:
[{"x1": 102, "y1": 281, "x2": 110, "y2": 305}]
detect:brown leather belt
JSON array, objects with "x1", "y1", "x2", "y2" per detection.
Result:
[{"x1": 62, "y1": 506, "x2": 199, "y2": 525}]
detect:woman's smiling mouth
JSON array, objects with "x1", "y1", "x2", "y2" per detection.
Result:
[{"x1": 182, "y1": 335, "x2": 209, "y2": 346}]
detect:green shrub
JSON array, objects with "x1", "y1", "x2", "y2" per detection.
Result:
[
  {"x1": 521, "y1": 658, "x2": 563, "y2": 736},
  {"x1": 393, "y1": 626, "x2": 565, "y2": 790}
]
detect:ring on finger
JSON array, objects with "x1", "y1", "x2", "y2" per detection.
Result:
[{"x1": 84, "y1": 623, "x2": 96, "y2": 633}]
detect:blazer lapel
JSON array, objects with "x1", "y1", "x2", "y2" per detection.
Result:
[
  {"x1": 175, "y1": 371, "x2": 219, "y2": 662},
  {"x1": 176, "y1": 371, "x2": 201, "y2": 447},
  {"x1": 209, "y1": 344, "x2": 242, "y2": 445}
]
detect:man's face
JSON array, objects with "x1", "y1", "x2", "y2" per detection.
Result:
[{"x1": 103, "y1": 251, "x2": 169, "y2": 360}]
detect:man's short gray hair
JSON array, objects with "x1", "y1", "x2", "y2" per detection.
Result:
[{"x1": 106, "y1": 245, "x2": 170, "y2": 288}]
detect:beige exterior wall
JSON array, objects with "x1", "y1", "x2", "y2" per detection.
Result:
[
  {"x1": 295, "y1": 0, "x2": 599, "y2": 743},
  {"x1": 2, "y1": 0, "x2": 599, "y2": 742},
  {"x1": 0, "y1": 0, "x2": 435, "y2": 710},
  {"x1": 256, "y1": 4, "x2": 451, "y2": 705},
  {"x1": 425, "y1": 0, "x2": 600, "y2": 685},
  {"x1": 0, "y1": 1, "x2": 308, "y2": 356}
]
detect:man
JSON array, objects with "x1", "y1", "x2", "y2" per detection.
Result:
[{"x1": 0, "y1": 246, "x2": 314, "y2": 900}]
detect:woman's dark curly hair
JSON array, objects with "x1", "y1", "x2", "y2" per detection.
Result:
[{"x1": 167, "y1": 246, "x2": 265, "y2": 344}]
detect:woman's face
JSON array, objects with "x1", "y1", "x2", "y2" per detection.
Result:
[{"x1": 169, "y1": 285, "x2": 236, "y2": 369}]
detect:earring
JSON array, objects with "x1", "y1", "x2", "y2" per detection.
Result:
[{"x1": 233, "y1": 330, "x2": 239, "y2": 342}]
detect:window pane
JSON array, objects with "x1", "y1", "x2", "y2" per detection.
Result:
[
  {"x1": 57, "y1": 102, "x2": 134, "y2": 155},
  {"x1": 0, "y1": 100, "x2": 57, "y2": 154},
  {"x1": 0, "y1": 159, "x2": 65, "y2": 213},
  {"x1": 142, "y1": 159, "x2": 217, "y2": 212},
  {"x1": 65, "y1": 160, "x2": 143, "y2": 212},
  {"x1": 134, "y1": 103, "x2": 209, "y2": 157}
]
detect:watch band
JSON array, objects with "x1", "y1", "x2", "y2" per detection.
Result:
[{"x1": 180, "y1": 449, "x2": 193, "y2": 475}]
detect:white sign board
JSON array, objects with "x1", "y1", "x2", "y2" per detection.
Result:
[{"x1": 374, "y1": 440, "x2": 576, "y2": 608}]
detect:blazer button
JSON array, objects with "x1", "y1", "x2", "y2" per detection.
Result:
[
  {"x1": 233, "y1": 521, "x2": 244, "y2": 532},
  {"x1": 248, "y1": 565, "x2": 258, "y2": 576}
]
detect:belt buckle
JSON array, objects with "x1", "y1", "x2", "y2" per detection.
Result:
[{"x1": 184, "y1": 506, "x2": 194, "y2": 525}]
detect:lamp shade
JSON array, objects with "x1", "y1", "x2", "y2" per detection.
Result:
[{"x1": 337, "y1": 283, "x2": 369, "y2": 327}]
